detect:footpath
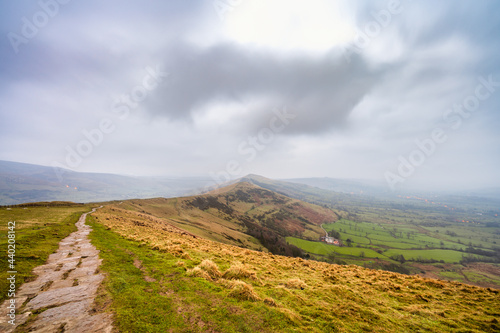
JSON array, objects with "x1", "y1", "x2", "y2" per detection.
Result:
[{"x1": 0, "y1": 208, "x2": 113, "y2": 332}]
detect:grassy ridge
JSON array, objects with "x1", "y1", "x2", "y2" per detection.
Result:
[
  {"x1": 119, "y1": 182, "x2": 338, "y2": 258},
  {"x1": 0, "y1": 204, "x2": 93, "y2": 303},
  {"x1": 88, "y1": 214, "x2": 291, "y2": 332},
  {"x1": 89, "y1": 204, "x2": 500, "y2": 332}
]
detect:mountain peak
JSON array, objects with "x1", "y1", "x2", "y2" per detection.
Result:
[
  {"x1": 240, "y1": 174, "x2": 272, "y2": 183},
  {"x1": 206, "y1": 180, "x2": 261, "y2": 195}
]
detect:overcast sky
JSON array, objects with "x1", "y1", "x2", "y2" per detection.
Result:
[{"x1": 1, "y1": 0, "x2": 499, "y2": 191}]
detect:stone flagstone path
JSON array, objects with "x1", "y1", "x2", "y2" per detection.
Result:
[{"x1": 0, "y1": 208, "x2": 113, "y2": 332}]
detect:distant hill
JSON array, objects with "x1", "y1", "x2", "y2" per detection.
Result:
[
  {"x1": 0, "y1": 160, "x2": 209, "y2": 205},
  {"x1": 237, "y1": 174, "x2": 372, "y2": 211},
  {"x1": 283, "y1": 176, "x2": 390, "y2": 196},
  {"x1": 286, "y1": 177, "x2": 500, "y2": 202},
  {"x1": 240, "y1": 174, "x2": 500, "y2": 214},
  {"x1": 115, "y1": 181, "x2": 340, "y2": 257}
]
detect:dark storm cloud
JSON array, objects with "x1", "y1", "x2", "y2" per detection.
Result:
[
  {"x1": 0, "y1": 0, "x2": 205, "y2": 86},
  {"x1": 146, "y1": 43, "x2": 384, "y2": 134}
]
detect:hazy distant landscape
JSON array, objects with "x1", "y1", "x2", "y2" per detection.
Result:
[
  {"x1": 1, "y1": 159, "x2": 500, "y2": 331},
  {"x1": 1, "y1": 0, "x2": 500, "y2": 332},
  {"x1": 2, "y1": 179, "x2": 499, "y2": 331},
  {"x1": 0, "y1": 160, "x2": 210, "y2": 205},
  {"x1": 2, "y1": 165, "x2": 499, "y2": 289}
]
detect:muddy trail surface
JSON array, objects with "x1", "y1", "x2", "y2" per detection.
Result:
[{"x1": 0, "y1": 208, "x2": 113, "y2": 332}]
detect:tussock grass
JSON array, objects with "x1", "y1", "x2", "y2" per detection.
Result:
[
  {"x1": 186, "y1": 259, "x2": 222, "y2": 281},
  {"x1": 226, "y1": 280, "x2": 261, "y2": 301},
  {"x1": 186, "y1": 266, "x2": 211, "y2": 280},
  {"x1": 89, "y1": 204, "x2": 500, "y2": 332},
  {"x1": 222, "y1": 262, "x2": 257, "y2": 280},
  {"x1": 285, "y1": 278, "x2": 307, "y2": 290},
  {"x1": 180, "y1": 252, "x2": 191, "y2": 260},
  {"x1": 263, "y1": 297, "x2": 277, "y2": 306},
  {"x1": 198, "y1": 259, "x2": 222, "y2": 280}
]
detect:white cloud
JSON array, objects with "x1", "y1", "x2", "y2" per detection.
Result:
[
  {"x1": 0, "y1": 0, "x2": 499, "y2": 191},
  {"x1": 224, "y1": 0, "x2": 356, "y2": 54}
]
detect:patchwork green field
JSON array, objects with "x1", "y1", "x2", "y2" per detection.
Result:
[
  {"x1": 286, "y1": 237, "x2": 383, "y2": 259},
  {"x1": 287, "y1": 217, "x2": 500, "y2": 288}
]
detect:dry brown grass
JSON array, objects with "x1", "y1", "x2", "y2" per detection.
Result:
[
  {"x1": 263, "y1": 297, "x2": 277, "y2": 306},
  {"x1": 222, "y1": 262, "x2": 257, "y2": 280},
  {"x1": 285, "y1": 278, "x2": 307, "y2": 290},
  {"x1": 198, "y1": 259, "x2": 222, "y2": 280},
  {"x1": 186, "y1": 259, "x2": 221, "y2": 281},
  {"x1": 91, "y1": 204, "x2": 500, "y2": 333},
  {"x1": 226, "y1": 280, "x2": 261, "y2": 301},
  {"x1": 186, "y1": 267, "x2": 211, "y2": 280}
]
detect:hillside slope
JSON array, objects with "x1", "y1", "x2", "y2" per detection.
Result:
[
  {"x1": 238, "y1": 174, "x2": 362, "y2": 212},
  {"x1": 0, "y1": 160, "x2": 209, "y2": 204},
  {"x1": 116, "y1": 181, "x2": 339, "y2": 256},
  {"x1": 88, "y1": 204, "x2": 500, "y2": 332}
]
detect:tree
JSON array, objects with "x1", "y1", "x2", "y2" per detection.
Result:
[
  {"x1": 399, "y1": 254, "x2": 406, "y2": 264},
  {"x1": 328, "y1": 253, "x2": 336, "y2": 263},
  {"x1": 346, "y1": 239, "x2": 352, "y2": 247}
]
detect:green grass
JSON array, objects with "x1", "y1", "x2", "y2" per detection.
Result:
[
  {"x1": 462, "y1": 270, "x2": 500, "y2": 286},
  {"x1": 285, "y1": 237, "x2": 335, "y2": 256},
  {"x1": 306, "y1": 218, "x2": 499, "y2": 284},
  {"x1": 0, "y1": 204, "x2": 92, "y2": 303},
  {"x1": 422, "y1": 226, "x2": 499, "y2": 250},
  {"x1": 87, "y1": 215, "x2": 295, "y2": 333},
  {"x1": 370, "y1": 240, "x2": 420, "y2": 249},
  {"x1": 331, "y1": 246, "x2": 384, "y2": 258},
  {"x1": 89, "y1": 202, "x2": 500, "y2": 332},
  {"x1": 286, "y1": 237, "x2": 385, "y2": 259},
  {"x1": 438, "y1": 271, "x2": 465, "y2": 282},
  {"x1": 383, "y1": 249, "x2": 480, "y2": 264},
  {"x1": 286, "y1": 237, "x2": 482, "y2": 264}
]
